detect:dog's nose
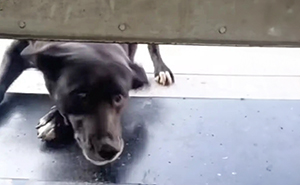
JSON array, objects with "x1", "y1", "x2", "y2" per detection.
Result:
[{"x1": 98, "y1": 144, "x2": 119, "y2": 160}]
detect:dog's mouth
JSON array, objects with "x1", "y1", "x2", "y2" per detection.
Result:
[{"x1": 82, "y1": 139, "x2": 124, "y2": 166}]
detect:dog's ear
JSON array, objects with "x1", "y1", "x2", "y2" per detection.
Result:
[
  {"x1": 128, "y1": 63, "x2": 149, "y2": 89},
  {"x1": 21, "y1": 43, "x2": 67, "y2": 81}
]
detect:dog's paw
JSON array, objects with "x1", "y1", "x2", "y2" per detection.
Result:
[
  {"x1": 154, "y1": 71, "x2": 174, "y2": 86},
  {"x1": 36, "y1": 107, "x2": 73, "y2": 143},
  {"x1": 37, "y1": 117, "x2": 56, "y2": 141}
]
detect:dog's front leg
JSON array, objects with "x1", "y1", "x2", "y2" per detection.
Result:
[
  {"x1": 37, "y1": 106, "x2": 73, "y2": 142},
  {"x1": 147, "y1": 44, "x2": 174, "y2": 86},
  {"x1": 0, "y1": 40, "x2": 30, "y2": 103}
]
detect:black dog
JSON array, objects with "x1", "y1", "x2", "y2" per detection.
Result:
[{"x1": 0, "y1": 40, "x2": 174, "y2": 165}]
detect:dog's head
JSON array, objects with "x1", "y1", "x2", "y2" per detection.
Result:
[{"x1": 21, "y1": 42, "x2": 148, "y2": 165}]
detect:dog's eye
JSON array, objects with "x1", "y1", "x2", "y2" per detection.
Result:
[
  {"x1": 113, "y1": 94, "x2": 123, "y2": 104},
  {"x1": 77, "y1": 93, "x2": 87, "y2": 99},
  {"x1": 70, "y1": 89, "x2": 88, "y2": 100}
]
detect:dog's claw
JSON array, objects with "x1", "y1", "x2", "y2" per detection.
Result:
[
  {"x1": 155, "y1": 71, "x2": 174, "y2": 86},
  {"x1": 36, "y1": 120, "x2": 46, "y2": 129}
]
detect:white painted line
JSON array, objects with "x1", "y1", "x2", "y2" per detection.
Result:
[
  {"x1": 6, "y1": 70, "x2": 300, "y2": 100},
  {"x1": 1, "y1": 39, "x2": 300, "y2": 100}
]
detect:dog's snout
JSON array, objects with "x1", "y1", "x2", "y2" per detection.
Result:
[{"x1": 98, "y1": 144, "x2": 119, "y2": 160}]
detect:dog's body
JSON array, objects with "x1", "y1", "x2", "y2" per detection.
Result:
[{"x1": 0, "y1": 40, "x2": 174, "y2": 165}]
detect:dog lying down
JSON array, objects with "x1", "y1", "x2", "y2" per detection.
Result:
[{"x1": 0, "y1": 40, "x2": 174, "y2": 165}]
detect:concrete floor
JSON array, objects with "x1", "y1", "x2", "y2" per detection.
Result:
[
  {"x1": 1, "y1": 94, "x2": 300, "y2": 185},
  {"x1": 0, "y1": 39, "x2": 299, "y2": 100}
]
